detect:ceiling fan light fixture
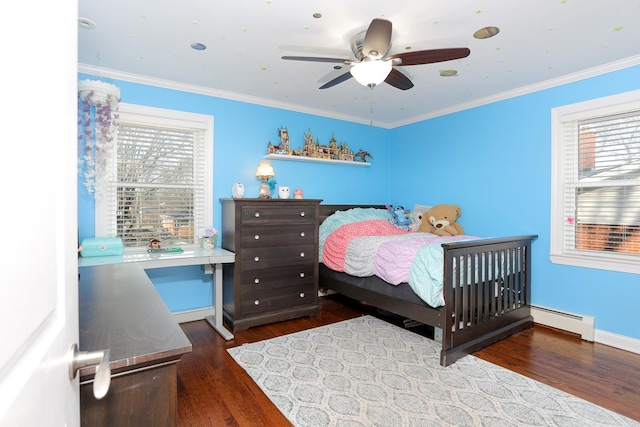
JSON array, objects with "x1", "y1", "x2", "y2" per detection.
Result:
[{"x1": 351, "y1": 59, "x2": 392, "y2": 88}]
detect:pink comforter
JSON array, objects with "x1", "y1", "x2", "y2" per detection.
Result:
[
  {"x1": 372, "y1": 234, "x2": 466, "y2": 284},
  {"x1": 322, "y1": 219, "x2": 472, "y2": 285},
  {"x1": 321, "y1": 217, "x2": 480, "y2": 308},
  {"x1": 322, "y1": 220, "x2": 407, "y2": 271}
]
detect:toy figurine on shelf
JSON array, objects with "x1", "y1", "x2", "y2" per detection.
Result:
[
  {"x1": 267, "y1": 127, "x2": 292, "y2": 155},
  {"x1": 266, "y1": 127, "x2": 371, "y2": 163},
  {"x1": 354, "y1": 149, "x2": 374, "y2": 162},
  {"x1": 294, "y1": 189, "x2": 303, "y2": 199}
]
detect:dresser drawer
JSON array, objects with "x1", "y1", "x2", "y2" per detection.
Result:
[
  {"x1": 240, "y1": 224, "x2": 315, "y2": 248},
  {"x1": 240, "y1": 204, "x2": 316, "y2": 225},
  {"x1": 240, "y1": 283, "x2": 316, "y2": 316},
  {"x1": 239, "y1": 264, "x2": 314, "y2": 293},
  {"x1": 241, "y1": 244, "x2": 315, "y2": 270}
]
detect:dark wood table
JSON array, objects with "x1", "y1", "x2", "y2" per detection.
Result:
[{"x1": 78, "y1": 263, "x2": 192, "y2": 427}]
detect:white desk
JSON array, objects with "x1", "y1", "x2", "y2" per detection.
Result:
[{"x1": 79, "y1": 247, "x2": 236, "y2": 340}]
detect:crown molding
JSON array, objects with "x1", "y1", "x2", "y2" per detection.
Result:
[
  {"x1": 389, "y1": 54, "x2": 640, "y2": 128},
  {"x1": 79, "y1": 55, "x2": 640, "y2": 130},
  {"x1": 77, "y1": 64, "x2": 383, "y2": 127}
]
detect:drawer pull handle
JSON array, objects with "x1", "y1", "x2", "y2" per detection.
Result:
[
  {"x1": 254, "y1": 234, "x2": 260, "y2": 240},
  {"x1": 254, "y1": 256, "x2": 260, "y2": 262},
  {"x1": 300, "y1": 232, "x2": 305, "y2": 237},
  {"x1": 255, "y1": 212, "x2": 260, "y2": 218},
  {"x1": 254, "y1": 299, "x2": 260, "y2": 305},
  {"x1": 300, "y1": 211, "x2": 305, "y2": 217},
  {"x1": 299, "y1": 293, "x2": 305, "y2": 298},
  {"x1": 299, "y1": 272, "x2": 305, "y2": 278},
  {"x1": 300, "y1": 252, "x2": 305, "y2": 258},
  {"x1": 254, "y1": 278, "x2": 260, "y2": 284}
]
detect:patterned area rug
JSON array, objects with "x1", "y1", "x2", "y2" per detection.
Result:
[{"x1": 227, "y1": 316, "x2": 638, "y2": 427}]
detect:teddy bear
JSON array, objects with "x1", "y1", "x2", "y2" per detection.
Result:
[{"x1": 418, "y1": 204, "x2": 464, "y2": 236}]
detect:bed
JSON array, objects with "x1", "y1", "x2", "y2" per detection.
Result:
[{"x1": 318, "y1": 204, "x2": 537, "y2": 367}]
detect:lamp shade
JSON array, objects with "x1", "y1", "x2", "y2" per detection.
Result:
[
  {"x1": 256, "y1": 160, "x2": 275, "y2": 178},
  {"x1": 350, "y1": 59, "x2": 392, "y2": 88}
]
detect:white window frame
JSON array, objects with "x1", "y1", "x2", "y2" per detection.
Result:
[
  {"x1": 550, "y1": 89, "x2": 640, "y2": 274},
  {"x1": 95, "y1": 103, "x2": 213, "y2": 251}
]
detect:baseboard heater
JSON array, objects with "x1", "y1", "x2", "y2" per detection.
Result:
[{"x1": 531, "y1": 304, "x2": 595, "y2": 342}]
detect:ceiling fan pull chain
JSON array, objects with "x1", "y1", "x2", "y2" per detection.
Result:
[{"x1": 369, "y1": 91, "x2": 374, "y2": 126}]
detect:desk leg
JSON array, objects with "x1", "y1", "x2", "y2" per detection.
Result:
[{"x1": 205, "y1": 262, "x2": 234, "y2": 340}]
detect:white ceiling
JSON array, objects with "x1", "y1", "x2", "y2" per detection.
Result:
[{"x1": 78, "y1": 0, "x2": 640, "y2": 128}]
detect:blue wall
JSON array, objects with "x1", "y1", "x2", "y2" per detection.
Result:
[
  {"x1": 78, "y1": 66, "x2": 640, "y2": 339},
  {"x1": 77, "y1": 73, "x2": 393, "y2": 312},
  {"x1": 391, "y1": 65, "x2": 640, "y2": 339}
]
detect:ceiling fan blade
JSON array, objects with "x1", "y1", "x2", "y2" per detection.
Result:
[
  {"x1": 388, "y1": 48, "x2": 470, "y2": 66},
  {"x1": 317, "y1": 69, "x2": 349, "y2": 85},
  {"x1": 319, "y1": 71, "x2": 353, "y2": 89},
  {"x1": 362, "y1": 19, "x2": 392, "y2": 59},
  {"x1": 385, "y1": 68, "x2": 414, "y2": 90},
  {"x1": 282, "y1": 55, "x2": 352, "y2": 64}
]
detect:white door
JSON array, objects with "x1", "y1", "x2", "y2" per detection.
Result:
[{"x1": 0, "y1": 1, "x2": 80, "y2": 425}]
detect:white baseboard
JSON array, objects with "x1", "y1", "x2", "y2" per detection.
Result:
[
  {"x1": 595, "y1": 329, "x2": 640, "y2": 355},
  {"x1": 172, "y1": 307, "x2": 215, "y2": 324},
  {"x1": 531, "y1": 304, "x2": 595, "y2": 341},
  {"x1": 531, "y1": 304, "x2": 640, "y2": 355}
]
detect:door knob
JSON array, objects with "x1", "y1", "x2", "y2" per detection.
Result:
[{"x1": 69, "y1": 343, "x2": 111, "y2": 400}]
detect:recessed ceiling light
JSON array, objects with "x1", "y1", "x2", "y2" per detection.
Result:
[
  {"x1": 78, "y1": 17, "x2": 96, "y2": 30},
  {"x1": 190, "y1": 42, "x2": 207, "y2": 51},
  {"x1": 473, "y1": 26, "x2": 500, "y2": 39},
  {"x1": 439, "y1": 69, "x2": 458, "y2": 77},
  {"x1": 313, "y1": 13, "x2": 322, "y2": 19}
]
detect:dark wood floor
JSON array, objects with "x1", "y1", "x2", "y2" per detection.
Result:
[{"x1": 177, "y1": 295, "x2": 640, "y2": 426}]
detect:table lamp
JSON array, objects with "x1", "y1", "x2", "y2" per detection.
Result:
[{"x1": 256, "y1": 160, "x2": 275, "y2": 198}]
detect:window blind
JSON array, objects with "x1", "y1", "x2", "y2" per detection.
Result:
[
  {"x1": 105, "y1": 121, "x2": 206, "y2": 247},
  {"x1": 561, "y1": 111, "x2": 640, "y2": 255}
]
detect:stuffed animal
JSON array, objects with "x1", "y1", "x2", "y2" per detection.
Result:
[
  {"x1": 386, "y1": 204, "x2": 413, "y2": 230},
  {"x1": 409, "y1": 204, "x2": 431, "y2": 232},
  {"x1": 418, "y1": 204, "x2": 464, "y2": 236}
]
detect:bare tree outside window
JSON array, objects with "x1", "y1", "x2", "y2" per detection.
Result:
[
  {"x1": 117, "y1": 125, "x2": 197, "y2": 247},
  {"x1": 94, "y1": 103, "x2": 212, "y2": 250}
]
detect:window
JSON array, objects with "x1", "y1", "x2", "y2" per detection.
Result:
[
  {"x1": 551, "y1": 90, "x2": 640, "y2": 274},
  {"x1": 95, "y1": 104, "x2": 213, "y2": 250}
]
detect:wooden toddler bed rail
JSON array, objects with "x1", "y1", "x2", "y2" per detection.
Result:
[
  {"x1": 440, "y1": 235, "x2": 535, "y2": 365},
  {"x1": 318, "y1": 204, "x2": 537, "y2": 366}
]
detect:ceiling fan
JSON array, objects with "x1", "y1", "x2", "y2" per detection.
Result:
[{"x1": 282, "y1": 18, "x2": 470, "y2": 90}]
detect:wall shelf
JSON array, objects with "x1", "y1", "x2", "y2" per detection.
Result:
[{"x1": 264, "y1": 153, "x2": 370, "y2": 167}]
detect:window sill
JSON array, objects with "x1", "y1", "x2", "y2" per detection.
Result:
[{"x1": 550, "y1": 252, "x2": 640, "y2": 275}]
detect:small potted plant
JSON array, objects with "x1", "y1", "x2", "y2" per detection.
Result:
[{"x1": 199, "y1": 227, "x2": 218, "y2": 248}]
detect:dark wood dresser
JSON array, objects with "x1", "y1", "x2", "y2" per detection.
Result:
[{"x1": 220, "y1": 198, "x2": 322, "y2": 331}]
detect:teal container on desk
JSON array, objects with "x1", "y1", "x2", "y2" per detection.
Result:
[{"x1": 80, "y1": 237, "x2": 124, "y2": 257}]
